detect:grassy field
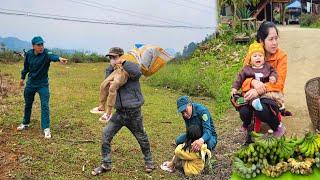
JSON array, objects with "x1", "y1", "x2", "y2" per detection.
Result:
[
  {"x1": 146, "y1": 30, "x2": 248, "y2": 119},
  {"x1": 0, "y1": 62, "x2": 219, "y2": 179}
]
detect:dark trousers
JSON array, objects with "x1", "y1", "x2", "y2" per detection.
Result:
[
  {"x1": 22, "y1": 84, "x2": 50, "y2": 129},
  {"x1": 101, "y1": 107, "x2": 153, "y2": 165},
  {"x1": 239, "y1": 99, "x2": 280, "y2": 131}
]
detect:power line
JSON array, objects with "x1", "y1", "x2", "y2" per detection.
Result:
[
  {"x1": 0, "y1": 8, "x2": 213, "y2": 29},
  {"x1": 66, "y1": 0, "x2": 197, "y2": 26},
  {"x1": 161, "y1": 0, "x2": 213, "y2": 13},
  {"x1": 71, "y1": 0, "x2": 197, "y2": 26},
  {"x1": 178, "y1": 0, "x2": 213, "y2": 9},
  {"x1": 0, "y1": 8, "x2": 107, "y2": 22}
]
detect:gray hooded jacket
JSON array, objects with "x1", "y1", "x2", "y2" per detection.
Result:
[{"x1": 105, "y1": 61, "x2": 144, "y2": 109}]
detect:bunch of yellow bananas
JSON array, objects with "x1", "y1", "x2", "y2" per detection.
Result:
[
  {"x1": 262, "y1": 161, "x2": 290, "y2": 178},
  {"x1": 315, "y1": 152, "x2": 320, "y2": 168},
  {"x1": 288, "y1": 158, "x2": 314, "y2": 175}
]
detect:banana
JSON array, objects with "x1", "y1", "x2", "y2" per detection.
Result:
[
  {"x1": 251, "y1": 131, "x2": 263, "y2": 138},
  {"x1": 314, "y1": 137, "x2": 320, "y2": 152},
  {"x1": 300, "y1": 141, "x2": 309, "y2": 154},
  {"x1": 305, "y1": 143, "x2": 312, "y2": 157},
  {"x1": 309, "y1": 142, "x2": 315, "y2": 157},
  {"x1": 311, "y1": 141, "x2": 316, "y2": 157},
  {"x1": 249, "y1": 144, "x2": 255, "y2": 153}
]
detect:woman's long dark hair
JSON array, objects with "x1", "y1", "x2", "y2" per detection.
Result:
[
  {"x1": 256, "y1": 21, "x2": 279, "y2": 43},
  {"x1": 183, "y1": 125, "x2": 202, "y2": 151}
]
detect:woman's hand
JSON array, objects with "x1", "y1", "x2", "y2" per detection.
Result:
[
  {"x1": 244, "y1": 89, "x2": 259, "y2": 101},
  {"x1": 251, "y1": 79, "x2": 266, "y2": 95},
  {"x1": 230, "y1": 88, "x2": 238, "y2": 96},
  {"x1": 269, "y1": 76, "x2": 276, "y2": 84}
]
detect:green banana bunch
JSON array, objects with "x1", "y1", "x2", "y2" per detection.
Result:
[
  {"x1": 276, "y1": 136, "x2": 296, "y2": 160},
  {"x1": 299, "y1": 132, "x2": 320, "y2": 157},
  {"x1": 233, "y1": 157, "x2": 262, "y2": 179}
]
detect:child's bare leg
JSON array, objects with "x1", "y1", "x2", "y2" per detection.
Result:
[
  {"x1": 99, "y1": 80, "x2": 112, "y2": 111},
  {"x1": 106, "y1": 69, "x2": 128, "y2": 110},
  {"x1": 105, "y1": 106, "x2": 113, "y2": 116},
  {"x1": 167, "y1": 155, "x2": 177, "y2": 169}
]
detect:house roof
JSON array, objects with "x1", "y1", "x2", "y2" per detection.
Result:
[{"x1": 287, "y1": 0, "x2": 301, "y2": 9}]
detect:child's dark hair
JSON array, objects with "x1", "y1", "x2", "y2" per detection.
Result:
[
  {"x1": 183, "y1": 125, "x2": 202, "y2": 151},
  {"x1": 256, "y1": 21, "x2": 279, "y2": 43}
]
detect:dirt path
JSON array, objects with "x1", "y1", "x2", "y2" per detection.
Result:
[{"x1": 278, "y1": 26, "x2": 320, "y2": 137}]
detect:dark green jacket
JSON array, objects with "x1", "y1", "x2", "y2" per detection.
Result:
[
  {"x1": 21, "y1": 48, "x2": 60, "y2": 86},
  {"x1": 184, "y1": 103, "x2": 217, "y2": 142}
]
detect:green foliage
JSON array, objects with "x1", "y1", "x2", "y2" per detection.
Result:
[
  {"x1": 147, "y1": 27, "x2": 248, "y2": 117},
  {"x1": 63, "y1": 52, "x2": 108, "y2": 63},
  {"x1": 0, "y1": 51, "x2": 23, "y2": 63},
  {"x1": 0, "y1": 50, "x2": 107, "y2": 63},
  {"x1": 300, "y1": 13, "x2": 320, "y2": 28},
  {"x1": 237, "y1": 8, "x2": 253, "y2": 19}
]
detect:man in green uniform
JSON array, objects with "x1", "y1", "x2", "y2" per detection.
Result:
[
  {"x1": 176, "y1": 95, "x2": 217, "y2": 151},
  {"x1": 17, "y1": 36, "x2": 68, "y2": 139}
]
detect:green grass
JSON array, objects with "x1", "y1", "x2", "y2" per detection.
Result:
[
  {"x1": 309, "y1": 21, "x2": 320, "y2": 28},
  {"x1": 0, "y1": 62, "x2": 217, "y2": 179},
  {"x1": 147, "y1": 33, "x2": 248, "y2": 118}
]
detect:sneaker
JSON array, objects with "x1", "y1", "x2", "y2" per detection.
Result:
[
  {"x1": 160, "y1": 161, "x2": 175, "y2": 173},
  {"x1": 145, "y1": 162, "x2": 155, "y2": 173},
  {"x1": 44, "y1": 128, "x2": 51, "y2": 139},
  {"x1": 99, "y1": 113, "x2": 112, "y2": 123},
  {"x1": 17, "y1": 124, "x2": 29, "y2": 131},
  {"x1": 92, "y1": 164, "x2": 112, "y2": 176},
  {"x1": 252, "y1": 98, "x2": 263, "y2": 111},
  {"x1": 273, "y1": 123, "x2": 286, "y2": 138}
]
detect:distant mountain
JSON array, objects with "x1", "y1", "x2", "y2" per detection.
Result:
[
  {"x1": 0, "y1": 36, "x2": 84, "y2": 55},
  {"x1": 0, "y1": 36, "x2": 31, "y2": 51},
  {"x1": 164, "y1": 48, "x2": 176, "y2": 57}
]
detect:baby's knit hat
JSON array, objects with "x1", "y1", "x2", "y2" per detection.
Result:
[{"x1": 248, "y1": 41, "x2": 265, "y2": 57}]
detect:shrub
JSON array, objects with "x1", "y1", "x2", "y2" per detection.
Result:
[
  {"x1": 146, "y1": 27, "x2": 249, "y2": 117},
  {"x1": 0, "y1": 50, "x2": 107, "y2": 63},
  {"x1": 0, "y1": 51, "x2": 23, "y2": 63},
  {"x1": 300, "y1": 13, "x2": 320, "y2": 27}
]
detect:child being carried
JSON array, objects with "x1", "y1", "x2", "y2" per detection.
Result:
[{"x1": 91, "y1": 45, "x2": 173, "y2": 122}]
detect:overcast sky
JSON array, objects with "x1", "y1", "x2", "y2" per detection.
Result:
[{"x1": 0, "y1": 0, "x2": 217, "y2": 54}]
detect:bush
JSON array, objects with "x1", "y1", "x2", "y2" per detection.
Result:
[
  {"x1": 0, "y1": 51, "x2": 23, "y2": 63},
  {"x1": 146, "y1": 26, "x2": 249, "y2": 117},
  {"x1": 63, "y1": 52, "x2": 107, "y2": 63},
  {"x1": 0, "y1": 50, "x2": 107, "y2": 63},
  {"x1": 300, "y1": 13, "x2": 320, "y2": 27}
]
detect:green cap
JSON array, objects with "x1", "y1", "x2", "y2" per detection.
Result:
[
  {"x1": 31, "y1": 36, "x2": 44, "y2": 45},
  {"x1": 106, "y1": 47, "x2": 124, "y2": 57},
  {"x1": 177, "y1": 95, "x2": 191, "y2": 113}
]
